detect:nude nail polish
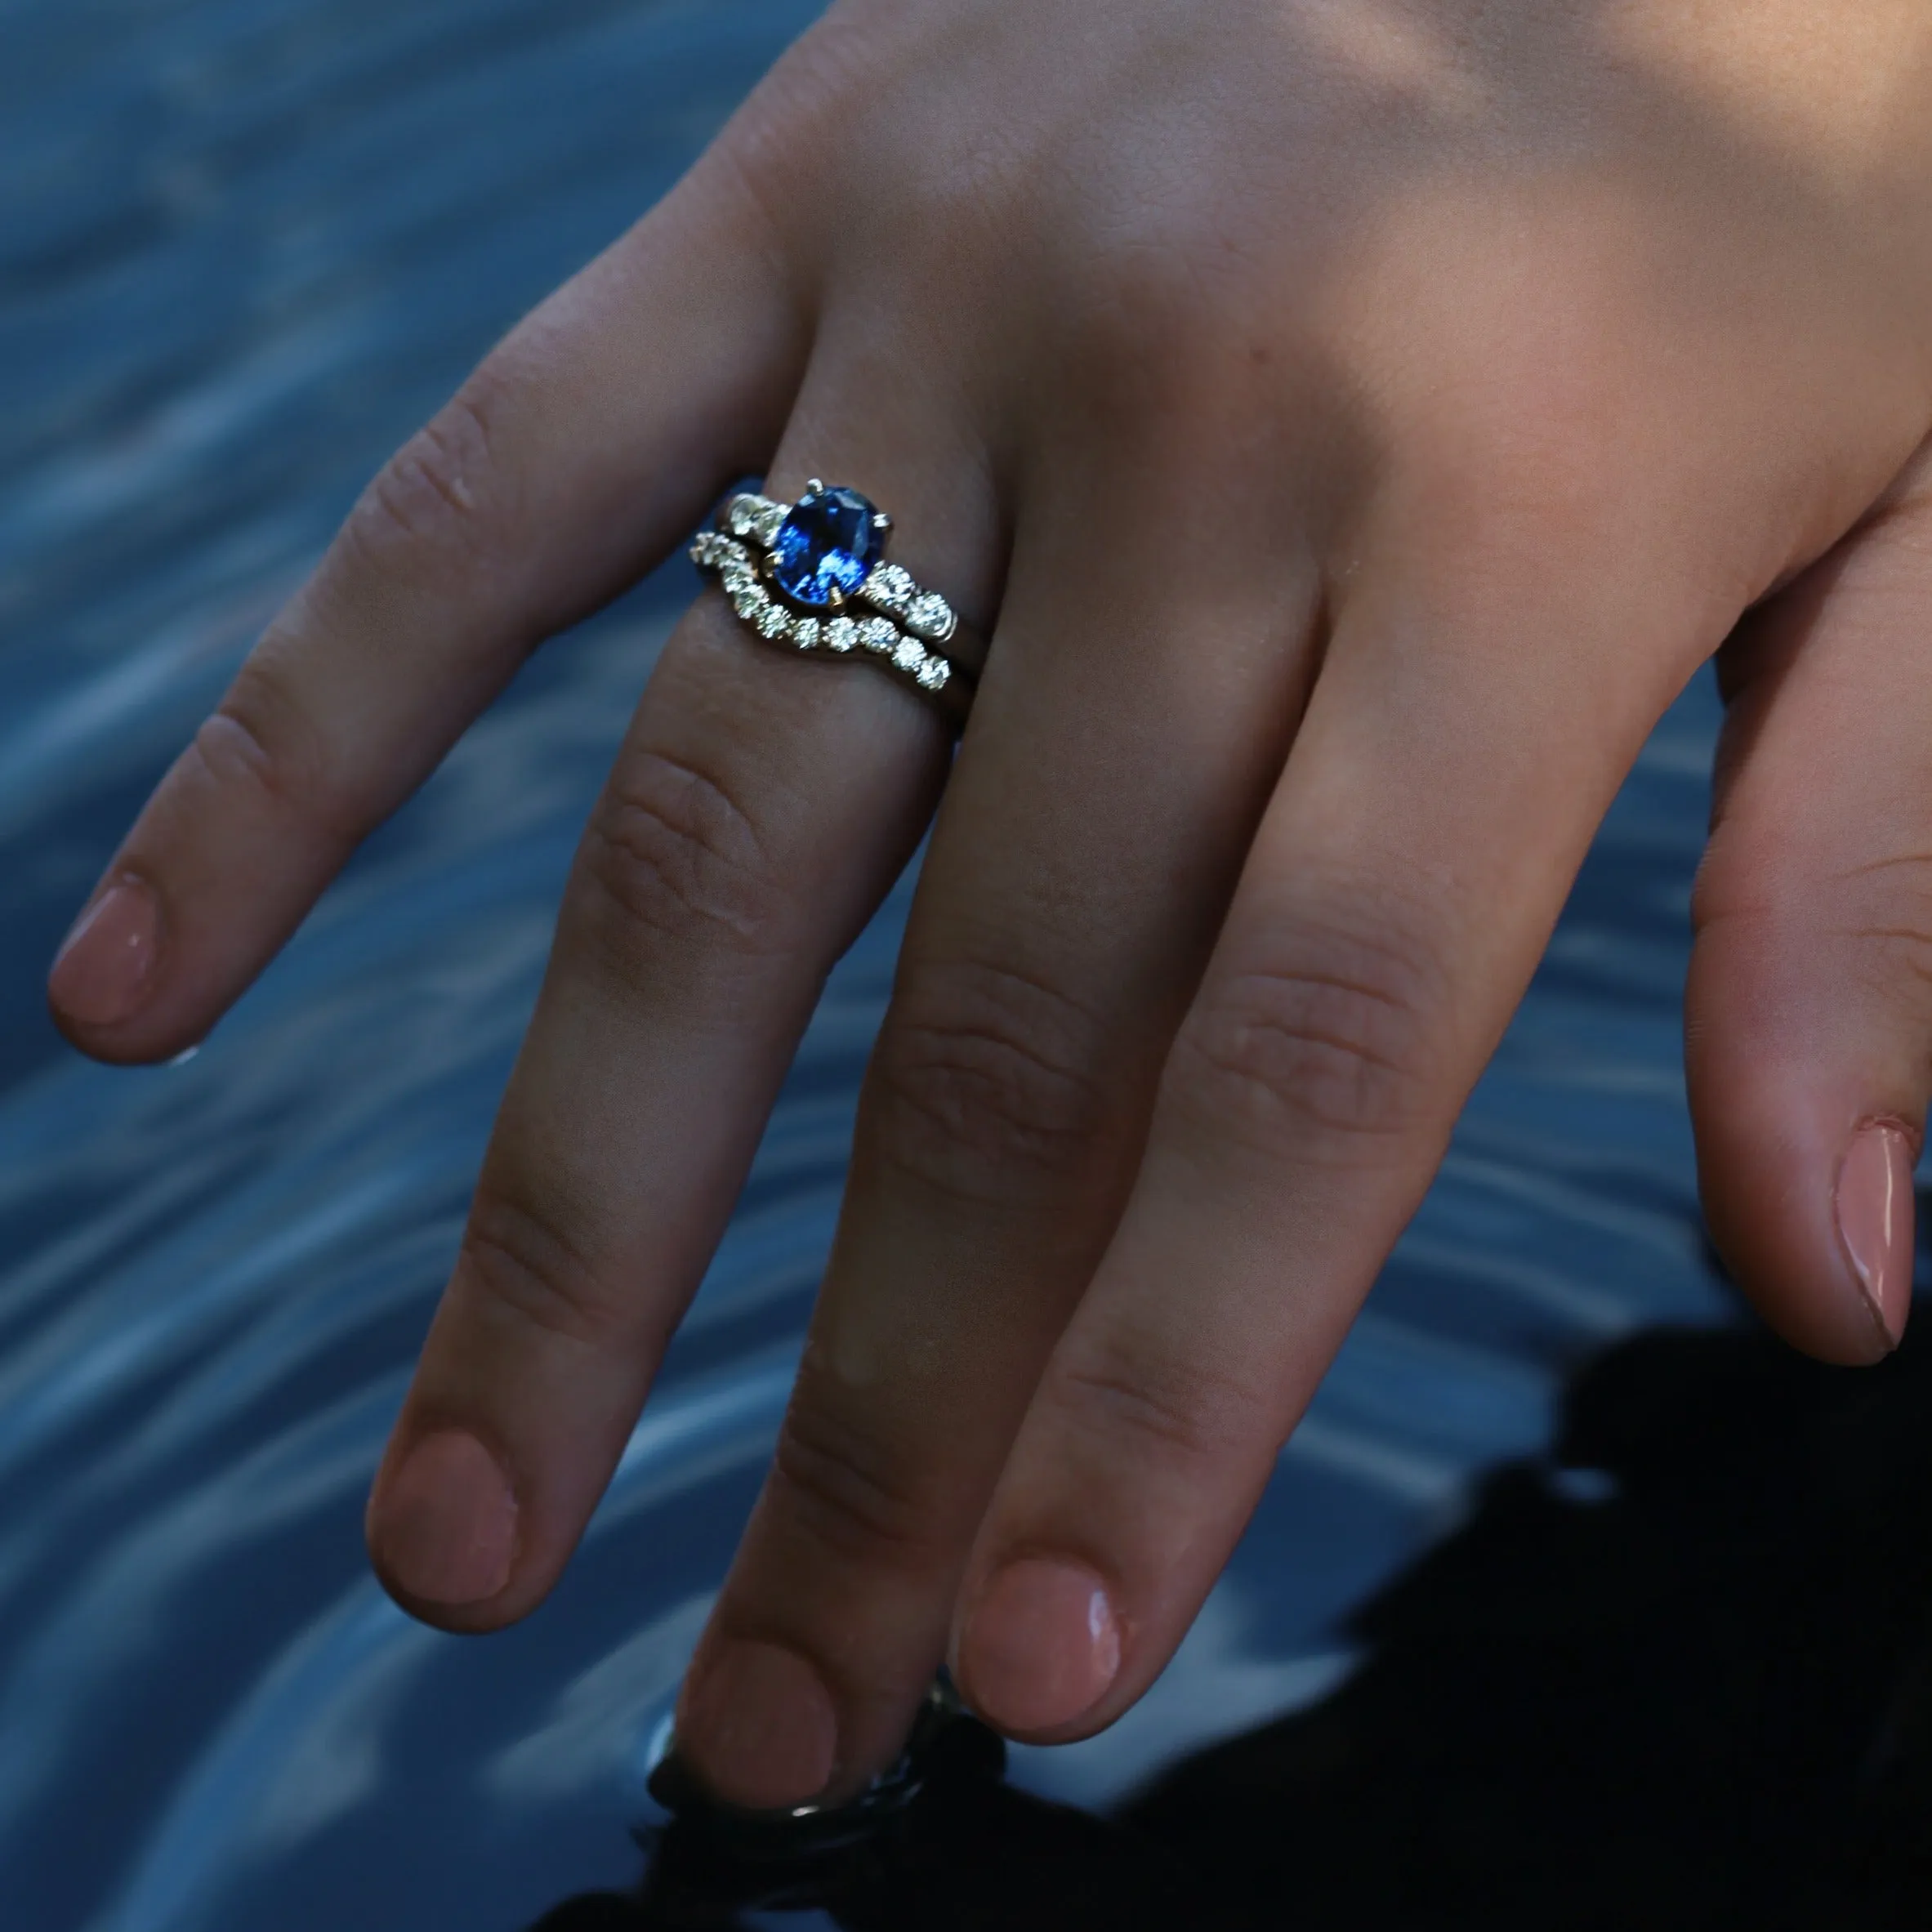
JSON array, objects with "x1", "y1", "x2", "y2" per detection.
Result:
[
  {"x1": 957, "y1": 1556, "x2": 1122, "y2": 1735},
  {"x1": 371, "y1": 1430, "x2": 517, "y2": 1606},
  {"x1": 1835, "y1": 1122, "x2": 1914, "y2": 1352},
  {"x1": 678, "y1": 1638, "x2": 838, "y2": 1811},
  {"x1": 47, "y1": 876, "x2": 161, "y2": 1028}
]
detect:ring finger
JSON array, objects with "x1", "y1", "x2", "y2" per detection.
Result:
[{"x1": 363, "y1": 362, "x2": 1002, "y2": 1631}]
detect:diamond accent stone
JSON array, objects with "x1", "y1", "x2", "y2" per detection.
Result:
[
  {"x1": 905, "y1": 592, "x2": 956, "y2": 643},
  {"x1": 916, "y1": 656, "x2": 951, "y2": 692},
  {"x1": 721, "y1": 558, "x2": 757, "y2": 596},
  {"x1": 751, "y1": 501, "x2": 787, "y2": 547},
  {"x1": 769, "y1": 487, "x2": 886, "y2": 609},
  {"x1": 892, "y1": 636, "x2": 926, "y2": 672},
  {"x1": 792, "y1": 617, "x2": 821, "y2": 652},
  {"x1": 860, "y1": 563, "x2": 915, "y2": 617},
  {"x1": 733, "y1": 583, "x2": 770, "y2": 622},
  {"x1": 857, "y1": 616, "x2": 899, "y2": 655},
  {"x1": 725, "y1": 495, "x2": 763, "y2": 539},
  {"x1": 826, "y1": 617, "x2": 859, "y2": 654},
  {"x1": 754, "y1": 600, "x2": 792, "y2": 641}
]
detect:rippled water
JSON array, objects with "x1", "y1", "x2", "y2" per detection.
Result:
[{"x1": 0, "y1": 4, "x2": 1791, "y2": 1927}]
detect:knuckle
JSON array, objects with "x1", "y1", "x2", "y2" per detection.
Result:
[
  {"x1": 193, "y1": 649, "x2": 355, "y2": 842},
  {"x1": 769, "y1": 1383, "x2": 941, "y2": 1569},
  {"x1": 865, "y1": 956, "x2": 1112, "y2": 1206},
  {"x1": 1832, "y1": 854, "x2": 1932, "y2": 988},
  {"x1": 1171, "y1": 890, "x2": 1452, "y2": 1153},
  {"x1": 575, "y1": 747, "x2": 793, "y2": 970},
  {"x1": 1051, "y1": 1324, "x2": 1274, "y2": 1471},
  {"x1": 346, "y1": 372, "x2": 513, "y2": 576},
  {"x1": 1082, "y1": 235, "x2": 1202, "y2": 348},
  {"x1": 1052, "y1": 219, "x2": 1279, "y2": 443},
  {"x1": 1057, "y1": 238, "x2": 1218, "y2": 418},
  {"x1": 1403, "y1": 337, "x2": 1649, "y2": 563},
  {"x1": 461, "y1": 1181, "x2": 626, "y2": 1352},
  {"x1": 1844, "y1": 928, "x2": 1932, "y2": 1016},
  {"x1": 1700, "y1": 844, "x2": 1932, "y2": 1016}
]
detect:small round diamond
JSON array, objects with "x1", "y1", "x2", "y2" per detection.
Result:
[
  {"x1": 860, "y1": 563, "x2": 915, "y2": 617},
  {"x1": 733, "y1": 583, "x2": 770, "y2": 622},
  {"x1": 755, "y1": 600, "x2": 792, "y2": 641},
  {"x1": 892, "y1": 636, "x2": 926, "y2": 672},
  {"x1": 916, "y1": 656, "x2": 951, "y2": 692},
  {"x1": 905, "y1": 592, "x2": 956, "y2": 643},
  {"x1": 792, "y1": 616, "x2": 821, "y2": 652},
  {"x1": 721, "y1": 559, "x2": 757, "y2": 596},
  {"x1": 751, "y1": 501, "x2": 788, "y2": 547},
  {"x1": 725, "y1": 496, "x2": 762, "y2": 538},
  {"x1": 858, "y1": 616, "x2": 899, "y2": 655},
  {"x1": 826, "y1": 617, "x2": 859, "y2": 653}
]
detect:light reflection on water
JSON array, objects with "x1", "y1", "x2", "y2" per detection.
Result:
[{"x1": 1, "y1": 2, "x2": 1736, "y2": 1925}]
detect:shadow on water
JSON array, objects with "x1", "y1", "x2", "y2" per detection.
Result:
[{"x1": 534, "y1": 1283, "x2": 1932, "y2": 1932}]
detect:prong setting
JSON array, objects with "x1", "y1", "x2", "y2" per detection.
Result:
[{"x1": 696, "y1": 480, "x2": 971, "y2": 721}]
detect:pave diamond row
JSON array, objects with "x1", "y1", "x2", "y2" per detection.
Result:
[
  {"x1": 723, "y1": 493, "x2": 788, "y2": 549},
  {"x1": 690, "y1": 524, "x2": 957, "y2": 695}
]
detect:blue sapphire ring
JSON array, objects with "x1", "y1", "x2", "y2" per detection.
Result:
[{"x1": 689, "y1": 480, "x2": 976, "y2": 726}]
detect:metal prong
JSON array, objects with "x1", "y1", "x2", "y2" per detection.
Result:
[
  {"x1": 824, "y1": 583, "x2": 846, "y2": 613},
  {"x1": 805, "y1": 477, "x2": 825, "y2": 497},
  {"x1": 872, "y1": 513, "x2": 892, "y2": 532}
]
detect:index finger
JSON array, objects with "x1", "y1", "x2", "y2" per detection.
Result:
[{"x1": 47, "y1": 153, "x2": 807, "y2": 1062}]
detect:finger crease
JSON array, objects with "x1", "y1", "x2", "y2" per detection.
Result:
[{"x1": 462, "y1": 1205, "x2": 622, "y2": 1354}]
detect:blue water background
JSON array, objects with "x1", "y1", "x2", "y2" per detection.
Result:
[{"x1": 1, "y1": 2, "x2": 1740, "y2": 1925}]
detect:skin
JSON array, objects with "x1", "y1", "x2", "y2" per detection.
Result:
[{"x1": 45, "y1": 0, "x2": 1932, "y2": 1809}]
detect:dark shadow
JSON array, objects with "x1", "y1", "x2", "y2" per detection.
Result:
[
  {"x1": 530, "y1": 1283, "x2": 1932, "y2": 1929},
  {"x1": 1126, "y1": 1310, "x2": 1932, "y2": 1931}
]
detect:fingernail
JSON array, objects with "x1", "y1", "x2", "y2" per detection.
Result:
[
  {"x1": 1836, "y1": 1122, "x2": 1915, "y2": 1352},
  {"x1": 48, "y1": 876, "x2": 161, "y2": 1028},
  {"x1": 677, "y1": 1639, "x2": 838, "y2": 1810},
  {"x1": 371, "y1": 1430, "x2": 517, "y2": 1606},
  {"x1": 957, "y1": 1556, "x2": 1122, "y2": 1735}
]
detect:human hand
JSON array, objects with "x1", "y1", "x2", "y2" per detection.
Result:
[{"x1": 47, "y1": 0, "x2": 1932, "y2": 1809}]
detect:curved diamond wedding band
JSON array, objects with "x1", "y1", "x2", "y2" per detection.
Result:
[{"x1": 690, "y1": 480, "x2": 978, "y2": 727}]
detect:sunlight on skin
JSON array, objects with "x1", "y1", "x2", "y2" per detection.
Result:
[
  {"x1": 1284, "y1": 0, "x2": 1493, "y2": 123},
  {"x1": 1309, "y1": 167, "x2": 1927, "y2": 648},
  {"x1": 1611, "y1": 0, "x2": 1932, "y2": 195}
]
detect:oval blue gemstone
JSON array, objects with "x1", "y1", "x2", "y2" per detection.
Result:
[{"x1": 768, "y1": 486, "x2": 884, "y2": 609}]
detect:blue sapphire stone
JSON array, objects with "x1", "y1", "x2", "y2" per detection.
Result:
[{"x1": 768, "y1": 486, "x2": 884, "y2": 609}]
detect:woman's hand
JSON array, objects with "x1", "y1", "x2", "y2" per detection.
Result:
[{"x1": 47, "y1": 0, "x2": 1932, "y2": 1809}]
